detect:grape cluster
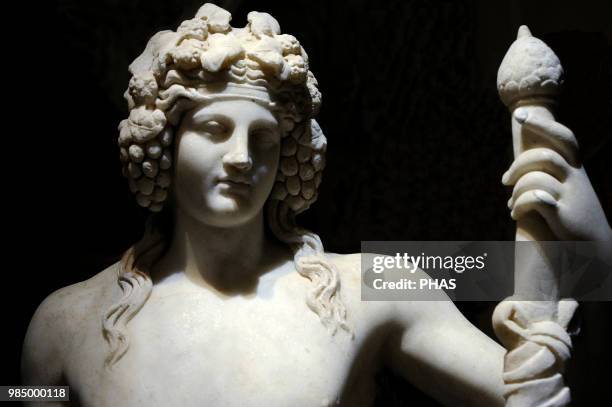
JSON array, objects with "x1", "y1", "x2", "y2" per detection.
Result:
[
  {"x1": 271, "y1": 119, "x2": 326, "y2": 214},
  {"x1": 118, "y1": 107, "x2": 173, "y2": 212}
]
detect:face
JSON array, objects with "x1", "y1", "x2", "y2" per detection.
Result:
[{"x1": 174, "y1": 98, "x2": 281, "y2": 227}]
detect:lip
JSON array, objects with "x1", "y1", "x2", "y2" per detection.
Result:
[
  {"x1": 217, "y1": 176, "x2": 251, "y2": 186},
  {"x1": 216, "y1": 177, "x2": 251, "y2": 194}
]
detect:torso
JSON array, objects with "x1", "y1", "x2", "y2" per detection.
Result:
[{"x1": 59, "y1": 254, "x2": 395, "y2": 407}]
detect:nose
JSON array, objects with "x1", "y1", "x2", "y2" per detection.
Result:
[{"x1": 222, "y1": 126, "x2": 252, "y2": 171}]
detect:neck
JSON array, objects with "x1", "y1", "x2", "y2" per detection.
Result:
[{"x1": 154, "y1": 207, "x2": 282, "y2": 293}]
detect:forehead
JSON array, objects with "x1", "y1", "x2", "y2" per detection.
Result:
[{"x1": 187, "y1": 99, "x2": 278, "y2": 125}]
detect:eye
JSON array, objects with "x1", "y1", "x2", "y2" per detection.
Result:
[
  {"x1": 251, "y1": 127, "x2": 280, "y2": 148},
  {"x1": 197, "y1": 120, "x2": 229, "y2": 140}
]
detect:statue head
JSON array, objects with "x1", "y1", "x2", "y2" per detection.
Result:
[
  {"x1": 118, "y1": 3, "x2": 325, "y2": 219},
  {"x1": 104, "y1": 3, "x2": 349, "y2": 368}
]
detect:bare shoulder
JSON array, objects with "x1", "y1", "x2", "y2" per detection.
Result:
[
  {"x1": 325, "y1": 253, "x2": 455, "y2": 329},
  {"x1": 22, "y1": 262, "x2": 120, "y2": 384},
  {"x1": 29, "y1": 262, "x2": 120, "y2": 334},
  {"x1": 324, "y1": 253, "x2": 398, "y2": 327},
  {"x1": 325, "y1": 252, "x2": 362, "y2": 290}
]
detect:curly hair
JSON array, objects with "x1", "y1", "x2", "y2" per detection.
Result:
[{"x1": 102, "y1": 3, "x2": 351, "y2": 368}]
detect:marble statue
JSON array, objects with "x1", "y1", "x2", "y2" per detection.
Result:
[{"x1": 21, "y1": 4, "x2": 612, "y2": 407}]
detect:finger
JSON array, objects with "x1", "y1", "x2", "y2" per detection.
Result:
[
  {"x1": 511, "y1": 190, "x2": 558, "y2": 223},
  {"x1": 514, "y1": 108, "x2": 579, "y2": 166},
  {"x1": 502, "y1": 148, "x2": 569, "y2": 186},
  {"x1": 509, "y1": 171, "x2": 563, "y2": 208}
]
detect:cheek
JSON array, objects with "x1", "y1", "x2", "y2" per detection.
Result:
[
  {"x1": 252, "y1": 145, "x2": 280, "y2": 184},
  {"x1": 176, "y1": 133, "x2": 218, "y2": 172},
  {"x1": 174, "y1": 133, "x2": 222, "y2": 192}
]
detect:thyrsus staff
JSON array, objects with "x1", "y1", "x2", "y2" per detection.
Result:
[{"x1": 493, "y1": 26, "x2": 612, "y2": 406}]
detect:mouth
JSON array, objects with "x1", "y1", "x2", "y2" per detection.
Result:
[{"x1": 216, "y1": 177, "x2": 251, "y2": 195}]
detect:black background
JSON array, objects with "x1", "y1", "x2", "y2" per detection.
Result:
[{"x1": 4, "y1": 0, "x2": 611, "y2": 405}]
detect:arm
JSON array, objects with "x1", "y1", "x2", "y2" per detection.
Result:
[
  {"x1": 342, "y1": 253, "x2": 504, "y2": 405},
  {"x1": 384, "y1": 289, "x2": 505, "y2": 406},
  {"x1": 380, "y1": 107, "x2": 609, "y2": 406},
  {"x1": 22, "y1": 292, "x2": 70, "y2": 406},
  {"x1": 379, "y1": 101, "x2": 612, "y2": 406}
]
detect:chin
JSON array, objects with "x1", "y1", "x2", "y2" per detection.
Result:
[{"x1": 201, "y1": 195, "x2": 261, "y2": 227}]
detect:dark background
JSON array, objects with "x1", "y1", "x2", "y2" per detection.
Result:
[{"x1": 4, "y1": 0, "x2": 611, "y2": 405}]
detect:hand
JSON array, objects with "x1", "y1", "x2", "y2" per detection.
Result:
[{"x1": 502, "y1": 108, "x2": 612, "y2": 246}]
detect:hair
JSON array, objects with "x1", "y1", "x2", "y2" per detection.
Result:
[{"x1": 102, "y1": 3, "x2": 351, "y2": 368}]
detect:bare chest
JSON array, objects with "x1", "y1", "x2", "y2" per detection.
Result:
[{"x1": 69, "y1": 285, "x2": 378, "y2": 407}]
